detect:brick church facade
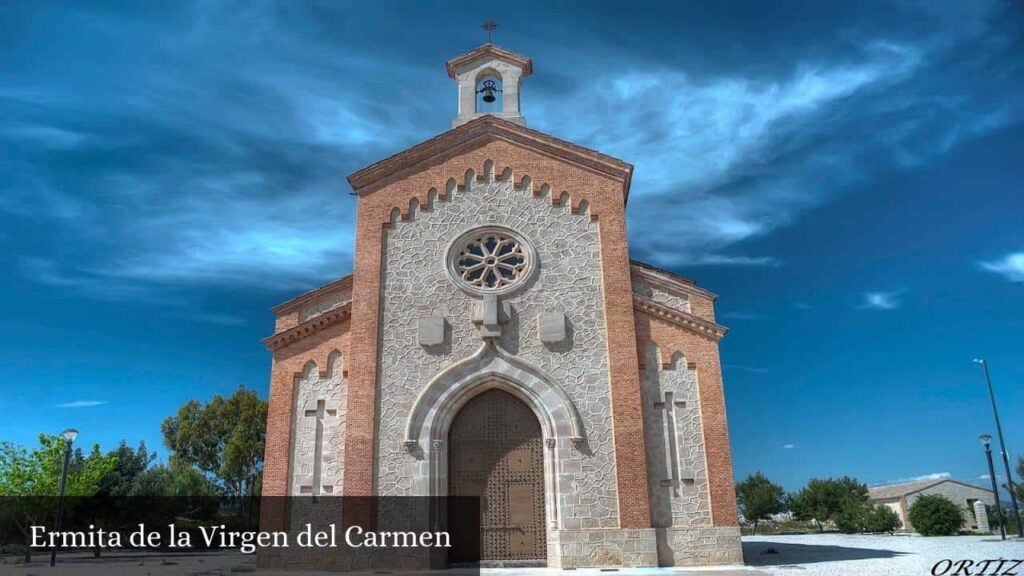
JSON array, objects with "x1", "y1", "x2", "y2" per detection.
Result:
[{"x1": 259, "y1": 43, "x2": 742, "y2": 568}]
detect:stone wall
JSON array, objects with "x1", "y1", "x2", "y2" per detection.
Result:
[
  {"x1": 547, "y1": 529, "x2": 658, "y2": 569},
  {"x1": 289, "y1": 351, "x2": 347, "y2": 496},
  {"x1": 640, "y1": 345, "x2": 712, "y2": 529},
  {"x1": 654, "y1": 527, "x2": 743, "y2": 566},
  {"x1": 905, "y1": 481, "x2": 996, "y2": 531},
  {"x1": 376, "y1": 170, "x2": 621, "y2": 528}
]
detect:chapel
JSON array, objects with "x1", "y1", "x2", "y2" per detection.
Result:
[{"x1": 258, "y1": 42, "x2": 742, "y2": 569}]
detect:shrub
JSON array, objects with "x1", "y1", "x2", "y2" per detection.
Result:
[
  {"x1": 863, "y1": 504, "x2": 900, "y2": 534},
  {"x1": 908, "y1": 495, "x2": 963, "y2": 536}
]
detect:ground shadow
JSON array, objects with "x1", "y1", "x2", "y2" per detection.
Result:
[{"x1": 743, "y1": 541, "x2": 909, "y2": 566}]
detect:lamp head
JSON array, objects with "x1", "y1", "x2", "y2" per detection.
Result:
[
  {"x1": 980, "y1": 433, "x2": 992, "y2": 448},
  {"x1": 973, "y1": 358, "x2": 985, "y2": 364},
  {"x1": 61, "y1": 428, "x2": 79, "y2": 443}
]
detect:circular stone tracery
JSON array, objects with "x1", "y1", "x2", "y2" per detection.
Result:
[{"x1": 447, "y1": 226, "x2": 536, "y2": 295}]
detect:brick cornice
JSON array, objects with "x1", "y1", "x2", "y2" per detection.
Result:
[
  {"x1": 262, "y1": 303, "x2": 351, "y2": 352},
  {"x1": 633, "y1": 295, "x2": 728, "y2": 342},
  {"x1": 347, "y1": 115, "x2": 633, "y2": 201},
  {"x1": 445, "y1": 43, "x2": 533, "y2": 78}
]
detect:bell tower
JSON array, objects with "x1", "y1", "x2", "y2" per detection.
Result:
[{"x1": 446, "y1": 43, "x2": 533, "y2": 128}]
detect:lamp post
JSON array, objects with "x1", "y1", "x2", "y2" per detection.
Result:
[
  {"x1": 50, "y1": 428, "x2": 78, "y2": 567},
  {"x1": 974, "y1": 358, "x2": 1023, "y2": 537},
  {"x1": 981, "y1": 434, "x2": 1006, "y2": 540}
]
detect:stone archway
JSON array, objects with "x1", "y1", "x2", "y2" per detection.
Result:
[
  {"x1": 403, "y1": 341, "x2": 586, "y2": 565},
  {"x1": 448, "y1": 389, "x2": 546, "y2": 563}
]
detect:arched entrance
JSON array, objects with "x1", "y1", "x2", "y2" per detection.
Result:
[{"x1": 448, "y1": 389, "x2": 546, "y2": 563}]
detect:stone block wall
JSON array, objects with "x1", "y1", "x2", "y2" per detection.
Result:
[
  {"x1": 547, "y1": 528, "x2": 658, "y2": 568},
  {"x1": 377, "y1": 169, "x2": 621, "y2": 527}
]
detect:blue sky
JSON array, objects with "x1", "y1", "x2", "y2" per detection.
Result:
[{"x1": 1, "y1": 1, "x2": 1022, "y2": 492}]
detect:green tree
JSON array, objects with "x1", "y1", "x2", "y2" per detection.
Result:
[
  {"x1": 788, "y1": 476, "x2": 868, "y2": 532},
  {"x1": 833, "y1": 503, "x2": 865, "y2": 534},
  {"x1": 863, "y1": 504, "x2": 900, "y2": 534},
  {"x1": 736, "y1": 472, "x2": 786, "y2": 534},
  {"x1": 908, "y1": 494, "x2": 963, "y2": 536},
  {"x1": 131, "y1": 463, "x2": 221, "y2": 497},
  {"x1": 0, "y1": 434, "x2": 117, "y2": 561},
  {"x1": 97, "y1": 441, "x2": 156, "y2": 497},
  {"x1": 1014, "y1": 456, "x2": 1024, "y2": 503},
  {"x1": 161, "y1": 386, "x2": 267, "y2": 497}
]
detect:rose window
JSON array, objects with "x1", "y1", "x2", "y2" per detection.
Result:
[{"x1": 447, "y1": 226, "x2": 536, "y2": 295}]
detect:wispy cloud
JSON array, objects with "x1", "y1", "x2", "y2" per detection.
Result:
[
  {"x1": 692, "y1": 255, "x2": 781, "y2": 268},
  {"x1": 782, "y1": 444, "x2": 795, "y2": 449},
  {"x1": 2, "y1": 1, "x2": 1021, "y2": 296},
  {"x1": 539, "y1": 42, "x2": 931, "y2": 267},
  {"x1": 724, "y1": 364, "x2": 772, "y2": 374},
  {"x1": 722, "y1": 311, "x2": 763, "y2": 320},
  {"x1": 55, "y1": 400, "x2": 109, "y2": 408},
  {"x1": 190, "y1": 313, "x2": 248, "y2": 327},
  {"x1": 979, "y1": 252, "x2": 1024, "y2": 283},
  {"x1": 859, "y1": 291, "x2": 904, "y2": 310},
  {"x1": 885, "y1": 472, "x2": 951, "y2": 484}
]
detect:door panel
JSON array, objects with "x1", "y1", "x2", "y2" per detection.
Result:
[{"x1": 449, "y1": 390, "x2": 546, "y2": 562}]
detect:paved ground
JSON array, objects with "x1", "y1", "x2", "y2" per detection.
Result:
[
  {"x1": 4, "y1": 535, "x2": 1023, "y2": 576},
  {"x1": 743, "y1": 533, "x2": 1024, "y2": 576}
]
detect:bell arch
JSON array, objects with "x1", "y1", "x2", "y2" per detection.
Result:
[
  {"x1": 403, "y1": 342, "x2": 584, "y2": 530},
  {"x1": 474, "y1": 68, "x2": 503, "y2": 114}
]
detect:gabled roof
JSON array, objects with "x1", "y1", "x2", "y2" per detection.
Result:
[
  {"x1": 445, "y1": 43, "x2": 533, "y2": 79},
  {"x1": 868, "y1": 478, "x2": 990, "y2": 500},
  {"x1": 346, "y1": 115, "x2": 633, "y2": 200}
]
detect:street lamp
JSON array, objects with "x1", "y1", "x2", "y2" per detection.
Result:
[
  {"x1": 981, "y1": 434, "x2": 1006, "y2": 540},
  {"x1": 50, "y1": 428, "x2": 78, "y2": 567},
  {"x1": 974, "y1": 358, "x2": 1023, "y2": 537}
]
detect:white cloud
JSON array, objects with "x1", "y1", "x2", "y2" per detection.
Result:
[
  {"x1": 782, "y1": 444, "x2": 795, "y2": 449},
  {"x1": 694, "y1": 255, "x2": 782, "y2": 267},
  {"x1": 535, "y1": 42, "x2": 928, "y2": 268},
  {"x1": 979, "y1": 252, "x2": 1024, "y2": 283},
  {"x1": 859, "y1": 291, "x2": 903, "y2": 310},
  {"x1": 6, "y1": 3, "x2": 1021, "y2": 296},
  {"x1": 888, "y1": 472, "x2": 951, "y2": 484},
  {"x1": 190, "y1": 313, "x2": 248, "y2": 327},
  {"x1": 724, "y1": 365, "x2": 772, "y2": 374},
  {"x1": 722, "y1": 312, "x2": 763, "y2": 320},
  {"x1": 55, "y1": 400, "x2": 109, "y2": 408}
]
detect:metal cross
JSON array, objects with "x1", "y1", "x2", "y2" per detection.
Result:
[{"x1": 481, "y1": 21, "x2": 498, "y2": 43}]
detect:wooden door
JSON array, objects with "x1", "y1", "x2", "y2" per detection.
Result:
[{"x1": 449, "y1": 390, "x2": 546, "y2": 563}]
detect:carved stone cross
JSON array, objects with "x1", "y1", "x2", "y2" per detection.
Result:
[
  {"x1": 654, "y1": 392, "x2": 695, "y2": 495},
  {"x1": 298, "y1": 398, "x2": 338, "y2": 497}
]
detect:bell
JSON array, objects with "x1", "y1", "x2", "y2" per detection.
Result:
[{"x1": 477, "y1": 79, "x2": 501, "y2": 104}]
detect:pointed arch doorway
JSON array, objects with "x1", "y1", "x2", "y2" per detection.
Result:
[{"x1": 448, "y1": 389, "x2": 547, "y2": 564}]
